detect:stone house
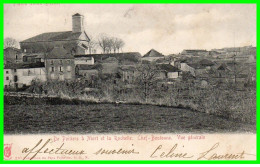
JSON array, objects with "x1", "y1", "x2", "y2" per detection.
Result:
[
  {"x1": 156, "y1": 64, "x2": 181, "y2": 80},
  {"x1": 75, "y1": 64, "x2": 102, "y2": 79},
  {"x1": 4, "y1": 47, "x2": 24, "y2": 64},
  {"x1": 45, "y1": 47, "x2": 75, "y2": 81},
  {"x1": 101, "y1": 57, "x2": 119, "y2": 74},
  {"x1": 4, "y1": 62, "x2": 46, "y2": 89},
  {"x1": 118, "y1": 65, "x2": 137, "y2": 84}
]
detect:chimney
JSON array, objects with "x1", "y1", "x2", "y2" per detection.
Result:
[{"x1": 72, "y1": 13, "x2": 84, "y2": 33}]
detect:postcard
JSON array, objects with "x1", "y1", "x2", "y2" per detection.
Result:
[{"x1": 3, "y1": 3, "x2": 256, "y2": 161}]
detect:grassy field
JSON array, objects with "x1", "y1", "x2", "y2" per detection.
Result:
[{"x1": 4, "y1": 96, "x2": 255, "y2": 134}]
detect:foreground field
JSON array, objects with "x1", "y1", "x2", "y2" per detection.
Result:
[{"x1": 4, "y1": 101, "x2": 255, "y2": 134}]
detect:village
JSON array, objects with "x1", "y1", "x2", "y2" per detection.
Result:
[
  {"x1": 3, "y1": 13, "x2": 256, "y2": 92},
  {"x1": 3, "y1": 13, "x2": 257, "y2": 129}
]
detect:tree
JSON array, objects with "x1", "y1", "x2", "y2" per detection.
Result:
[
  {"x1": 111, "y1": 37, "x2": 118, "y2": 53},
  {"x1": 87, "y1": 35, "x2": 97, "y2": 54},
  {"x1": 134, "y1": 63, "x2": 159, "y2": 103},
  {"x1": 115, "y1": 38, "x2": 125, "y2": 53},
  {"x1": 4, "y1": 37, "x2": 19, "y2": 49},
  {"x1": 98, "y1": 34, "x2": 111, "y2": 53},
  {"x1": 110, "y1": 37, "x2": 125, "y2": 53}
]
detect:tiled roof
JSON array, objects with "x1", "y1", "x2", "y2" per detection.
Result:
[
  {"x1": 74, "y1": 52, "x2": 142, "y2": 63},
  {"x1": 217, "y1": 63, "x2": 232, "y2": 71},
  {"x1": 156, "y1": 64, "x2": 180, "y2": 72},
  {"x1": 4, "y1": 62, "x2": 45, "y2": 69},
  {"x1": 199, "y1": 59, "x2": 215, "y2": 66},
  {"x1": 183, "y1": 49, "x2": 208, "y2": 53},
  {"x1": 102, "y1": 57, "x2": 118, "y2": 63},
  {"x1": 21, "y1": 31, "x2": 89, "y2": 43},
  {"x1": 119, "y1": 65, "x2": 136, "y2": 71},
  {"x1": 4, "y1": 47, "x2": 22, "y2": 53},
  {"x1": 46, "y1": 47, "x2": 74, "y2": 59},
  {"x1": 76, "y1": 64, "x2": 102, "y2": 70},
  {"x1": 143, "y1": 49, "x2": 164, "y2": 58}
]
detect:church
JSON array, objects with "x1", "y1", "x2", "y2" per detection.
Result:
[{"x1": 20, "y1": 13, "x2": 90, "y2": 55}]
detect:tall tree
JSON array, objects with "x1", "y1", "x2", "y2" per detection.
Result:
[
  {"x1": 97, "y1": 34, "x2": 111, "y2": 53},
  {"x1": 135, "y1": 63, "x2": 159, "y2": 103},
  {"x1": 115, "y1": 38, "x2": 125, "y2": 53},
  {"x1": 4, "y1": 37, "x2": 19, "y2": 49}
]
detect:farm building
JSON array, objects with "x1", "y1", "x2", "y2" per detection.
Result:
[{"x1": 142, "y1": 49, "x2": 165, "y2": 62}]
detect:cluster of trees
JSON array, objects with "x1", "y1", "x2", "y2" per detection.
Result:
[{"x1": 88, "y1": 34, "x2": 125, "y2": 54}]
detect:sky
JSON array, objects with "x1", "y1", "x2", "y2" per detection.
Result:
[{"x1": 4, "y1": 4, "x2": 256, "y2": 55}]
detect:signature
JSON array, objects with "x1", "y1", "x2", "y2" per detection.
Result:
[
  {"x1": 21, "y1": 139, "x2": 256, "y2": 160},
  {"x1": 197, "y1": 142, "x2": 256, "y2": 160},
  {"x1": 150, "y1": 142, "x2": 256, "y2": 160}
]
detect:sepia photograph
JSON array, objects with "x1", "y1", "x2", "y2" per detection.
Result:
[{"x1": 3, "y1": 3, "x2": 257, "y2": 161}]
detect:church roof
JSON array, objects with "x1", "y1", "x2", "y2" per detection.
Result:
[
  {"x1": 143, "y1": 49, "x2": 164, "y2": 58},
  {"x1": 21, "y1": 31, "x2": 89, "y2": 43}
]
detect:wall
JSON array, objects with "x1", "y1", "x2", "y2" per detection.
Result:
[
  {"x1": 180, "y1": 63, "x2": 195, "y2": 76},
  {"x1": 4, "y1": 69, "x2": 13, "y2": 88},
  {"x1": 4, "y1": 68, "x2": 46, "y2": 88},
  {"x1": 4, "y1": 49, "x2": 23, "y2": 63},
  {"x1": 78, "y1": 69, "x2": 98, "y2": 79},
  {"x1": 102, "y1": 62, "x2": 118, "y2": 74},
  {"x1": 167, "y1": 72, "x2": 179, "y2": 79},
  {"x1": 17, "y1": 68, "x2": 47, "y2": 86},
  {"x1": 142, "y1": 57, "x2": 163, "y2": 62},
  {"x1": 75, "y1": 57, "x2": 94, "y2": 65}
]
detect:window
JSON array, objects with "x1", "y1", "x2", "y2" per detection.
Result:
[
  {"x1": 59, "y1": 60, "x2": 63, "y2": 64},
  {"x1": 59, "y1": 66, "x2": 63, "y2": 72},
  {"x1": 6, "y1": 77, "x2": 9, "y2": 80},
  {"x1": 50, "y1": 60, "x2": 54, "y2": 65},
  {"x1": 51, "y1": 67, "x2": 54, "y2": 72},
  {"x1": 14, "y1": 75, "x2": 18, "y2": 82},
  {"x1": 15, "y1": 54, "x2": 18, "y2": 60},
  {"x1": 6, "y1": 71, "x2": 8, "y2": 74},
  {"x1": 14, "y1": 69, "x2": 16, "y2": 72}
]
